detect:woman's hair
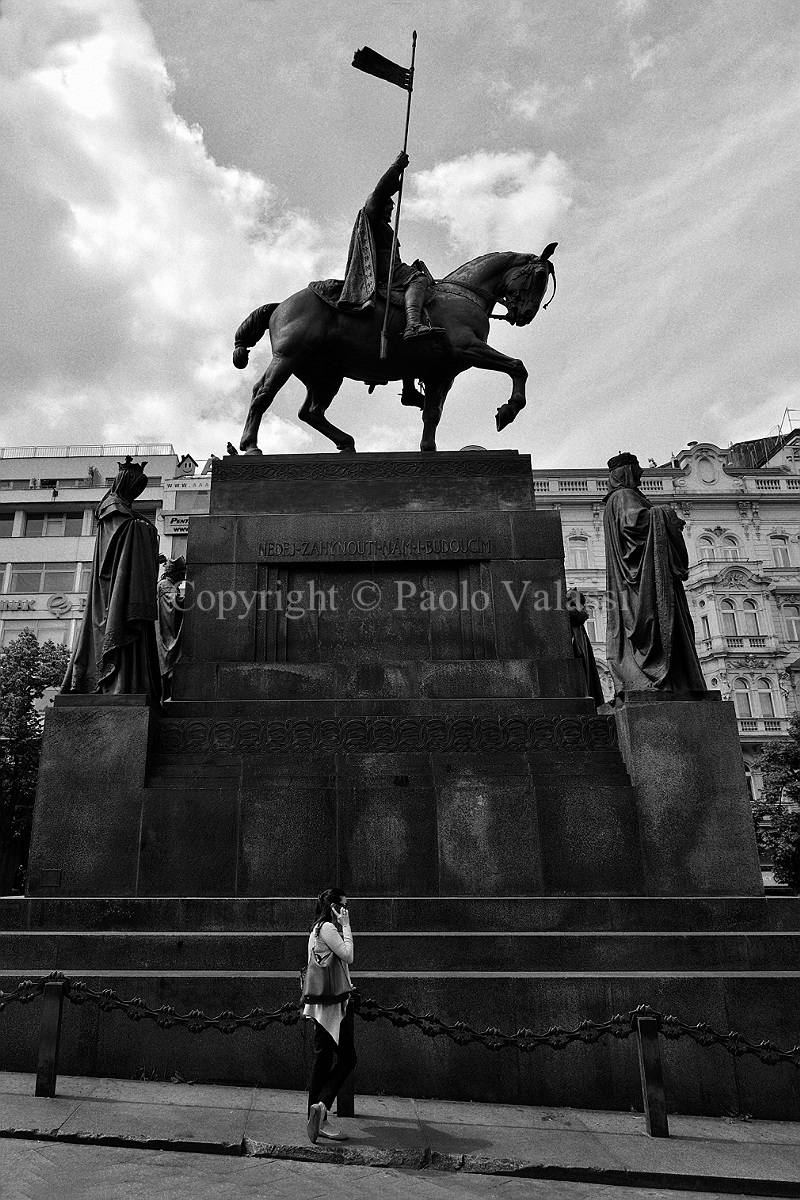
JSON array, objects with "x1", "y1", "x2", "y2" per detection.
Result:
[{"x1": 314, "y1": 887, "x2": 346, "y2": 931}]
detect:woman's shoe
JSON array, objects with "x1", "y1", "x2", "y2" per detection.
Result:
[
  {"x1": 319, "y1": 1116, "x2": 349, "y2": 1141},
  {"x1": 306, "y1": 1101, "x2": 325, "y2": 1144}
]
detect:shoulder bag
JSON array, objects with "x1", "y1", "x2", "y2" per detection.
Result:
[{"x1": 301, "y1": 941, "x2": 351, "y2": 1005}]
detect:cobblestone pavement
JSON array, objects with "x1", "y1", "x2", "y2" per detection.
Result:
[{"x1": 2, "y1": 1140, "x2": 791, "y2": 1200}]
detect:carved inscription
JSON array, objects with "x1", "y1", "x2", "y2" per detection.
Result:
[
  {"x1": 156, "y1": 714, "x2": 618, "y2": 754},
  {"x1": 215, "y1": 458, "x2": 522, "y2": 483},
  {"x1": 257, "y1": 537, "x2": 491, "y2": 558}
]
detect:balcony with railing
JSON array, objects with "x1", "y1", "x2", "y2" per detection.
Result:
[
  {"x1": 737, "y1": 717, "x2": 788, "y2": 736},
  {"x1": 697, "y1": 634, "x2": 781, "y2": 657}
]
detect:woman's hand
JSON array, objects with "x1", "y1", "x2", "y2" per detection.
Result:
[{"x1": 332, "y1": 904, "x2": 350, "y2": 928}]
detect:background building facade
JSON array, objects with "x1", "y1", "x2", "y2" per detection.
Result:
[
  {"x1": 0, "y1": 444, "x2": 211, "y2": 650},
  {"x1": 534, "y1": 428, "x2": 800, "y2": 802}
]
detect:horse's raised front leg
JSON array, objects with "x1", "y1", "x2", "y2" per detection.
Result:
[
  {"x1": 419, "y1": 378, "x2": 453, "y2": 452},
  {"x1": 297, "y1": 372, "x2": 355, "y2": 453},
  {"x1": 451, "y1": 340, "x2": 528, "y2": 432},
  {"x1": 240, "y1": 353, "x2": 295, "y2": 453}
]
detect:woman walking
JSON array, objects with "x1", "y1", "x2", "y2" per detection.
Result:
[{"x1": 303, "y1": 888, "x2": 356, "y2": 1143}]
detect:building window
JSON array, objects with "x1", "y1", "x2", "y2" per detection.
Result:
[
  {"x1": 23, "y1": 511, "x2": 85, "y2": 537},
  {"x1": 39, "y1": 478, "x2": 88, "y2": 490},
  {"x1": 0, "y1": 480, "x2": 28, "y2": 490},
  {"x1": 105, "y1": 476, "x2": 161, "y2": 488},
  {"x1": 771, "y1": 537, "x2": 791, "y2": 567},
  {"x1": 0, "y1": 514, "x2": 14, "y2": 539},
  {"x1": 720, "y1": 600, "x2": 738, "y2": 636},
  {"x1": 721, "y1": 536, "x2": 740, "y2": 561},
  {"x1": 0, "y1": 623, "x2": 36, "y2": 647},
  {"x1": 741, "y1": 600, "x2": 760, "y2": 636},
  {"x1": 0, "y1": 621, "x2": 71, "y2": 648},
  {"x1": 701, "y1": 615, "x2": 711, "y2": 640},
  {"x1": 568, "y1": 537, "x2": 590, "y2": 569},
  {"x1": 697, "y1": 537, "x2": 715, "y2": 561},
  {"x1": 732, "y1": 678, "x2": 752, "y2": 718},
  {"x1": 8, "y1": 562, "x2": 78, "y2": 593},
  {"x1": 783, "y1": 604, "x2": 800, "y2": 641},
  {"x1": 756, "y1": 678, "x2": 776, "y2": 718},
  {"x1": 585, "y1": 603, "x2": 598, "y2": 643},
  {"x1": 32, "y1": 621, "x2": 72, "y2": 646},
  {"x1": 78, "y1": 561, "x2": 92, "y2": 591}
]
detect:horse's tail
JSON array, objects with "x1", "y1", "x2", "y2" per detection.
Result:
[{"x1": 232, "y1": 303, "x2": 279, "y2": 369}]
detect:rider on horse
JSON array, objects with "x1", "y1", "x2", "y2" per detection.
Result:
[
  {"x1": 363, "y1": 152, "x2": 441, "y2": 339},
  {"x1": 310, "y1": 153, "x2": 443, "y2": 341}
]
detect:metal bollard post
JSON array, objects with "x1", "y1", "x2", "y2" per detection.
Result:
[
  {"x1": 337, "y1": 1069, "x2": 355, "y2": 1118},
  {"x1": 635, "y1": 1015, "x2": 669, "y2": 1138},
  {"x1": 35, "y1": 980, "x2": 65, "y2": 1098}
]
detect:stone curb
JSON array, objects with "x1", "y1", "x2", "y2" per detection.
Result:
[{"x1": 2, "y1": 1127, "x2": 799, "y2": 1196}]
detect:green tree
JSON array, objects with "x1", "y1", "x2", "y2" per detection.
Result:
[
  {"x1": 0, "y1": 630, "x2": 70, "y2": 893},
  {"x1": 756, "y1": 713, "x2": 800, "y2": 891}
]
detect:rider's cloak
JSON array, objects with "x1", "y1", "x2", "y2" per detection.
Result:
[
  {"x1": 309, "y1": 209, "x2": 428, "y2": 312},
  {"x1": 310, "y1": 209, "x2": 377, "y2": 311}
]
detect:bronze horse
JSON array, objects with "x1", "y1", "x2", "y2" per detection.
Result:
[{"x1": 232, "y1": 245, "x2": 557, "y2": 453}]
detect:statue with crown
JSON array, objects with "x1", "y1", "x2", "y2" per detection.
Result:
[{"x1": 62, "y1": 456, "x2": 161, "y2": 706}]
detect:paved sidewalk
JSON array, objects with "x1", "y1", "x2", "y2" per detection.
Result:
[{"x1": 1, "y1": 1071, "x2": 799, "y2": 1196}]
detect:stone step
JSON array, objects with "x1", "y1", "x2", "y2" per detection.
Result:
[
  {"x1": 2, "y1": 929, "x2": 798, "y2": 973},
  {"x1": 2, "y1": 896, "x2": 796, "y2": 933}
]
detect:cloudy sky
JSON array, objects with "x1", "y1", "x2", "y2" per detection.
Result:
[{"x1": 1, "y1": 0, "x2": 798, "y2": 466}]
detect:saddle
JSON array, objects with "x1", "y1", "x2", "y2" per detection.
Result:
[{"x1": 308, "y1": 275, "x2": 434, "y2": 314}]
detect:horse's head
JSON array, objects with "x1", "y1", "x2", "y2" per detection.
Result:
[{"x1": 500, "y1": 244, "x2": 557, "y2": 326}]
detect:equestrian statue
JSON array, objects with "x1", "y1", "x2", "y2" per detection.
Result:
[{"x1": 232, "y1": 151, "x2": 557, "y2": 453}]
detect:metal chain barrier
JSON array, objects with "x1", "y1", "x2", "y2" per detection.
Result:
[
  {"x1": 2, "y1": 973, "x2": 798, "y2": 1139},
  {"x1": 2, "y1": 974, "x2": 798, "y2": 1063}
]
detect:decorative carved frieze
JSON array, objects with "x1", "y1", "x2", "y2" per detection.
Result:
[{"x1": 155, "y1": 714, "x2": 618, "y2": 755}]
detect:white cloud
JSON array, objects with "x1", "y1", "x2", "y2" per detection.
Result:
[
  {"x1": 618, "y1": 0, "x2": 649, "y2": 16},
  {"x1": 509, "y1": 82, "x2": 552, "y2": 122},
  {"x1": 408, "y1": 150, "x2": 573, "y2": 256},
  {"x1": 0, "y1": 0, "x2": 330, "y2": 454},
  {"x1": 628, "y1": 35, "x2": 667, "y2": 78}
]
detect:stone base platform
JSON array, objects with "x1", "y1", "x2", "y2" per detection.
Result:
[{"x1": 2, "y1": 895, "x2": 799, "y2": 1120}]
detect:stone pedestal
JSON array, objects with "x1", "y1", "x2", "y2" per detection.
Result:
[
  {"x1": 614, "y1": 693, "x2": 763, "y2": 896},
  {"x1": 14, "y1": 450, "x2": 795, "y2": 1119}
]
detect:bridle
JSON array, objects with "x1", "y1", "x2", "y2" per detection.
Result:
[
  {"x1": 496, "y1": 257, "x2": 556, "y2": 324},
  {"x1": 436, "y1": 255, "x2": 557, "y2": 325}
]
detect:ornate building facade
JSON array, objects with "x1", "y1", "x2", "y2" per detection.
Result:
[{"x1": 533, "y1": 429, "x2": 800, "y2": 802}]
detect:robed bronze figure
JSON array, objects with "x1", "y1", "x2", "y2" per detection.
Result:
[
  {"x1": 567, "y1": 588, "x2": 605, "y2": 708},
  {"x1": 62, "y1": 457, "x2": 161, "y2": 705},
  {"x1": 603, "y1": 452, "x2": 706, "y2": 699},
  {"x1": 232, "y1": 153, "x2": 557, "y2": 454},
  {"x1": 155, "y1": 555, "x2": 186, "y2": 701}
]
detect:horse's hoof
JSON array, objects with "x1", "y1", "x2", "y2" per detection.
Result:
[
  {"x1": 495, "y1": 403, "x2": 517, "y2": 432},
  {"x1": 241, "y1": 446, "x2": 263, "y2": 455},
  {"x1": 232, "y1": 345, "x2": 250, "y2": 369},
  {"x1": 338, "y1": 444, "x2": 356, "y2": 455},
  {"x1": 419, "y1": 442, "x2": 437, "y2": 453}
]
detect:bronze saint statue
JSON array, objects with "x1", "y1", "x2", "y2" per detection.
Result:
[
  {"x1": 603, "y1": 452, "x2": 706, "y2": 699},
  {"x1": 62, "y1": 457, "x2": 161, "y2": 705},
  {"x1": 155, "y1": 555, "x2": 186, "y2": 701},
  {"x1": 231, "y1": 153, "x2": 557, "y2": 454},
  {"x1": 567, "y1": 588, "x2": 605, "y2": 708}
]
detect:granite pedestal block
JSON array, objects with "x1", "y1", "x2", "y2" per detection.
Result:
[{"x1": 614, "y1": 693, "x2": 763, "y2": 895}]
